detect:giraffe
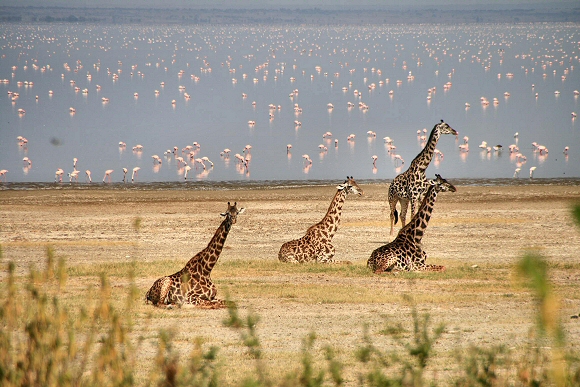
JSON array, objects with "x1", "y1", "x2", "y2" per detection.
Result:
[
  {"x1": 145, "y1": 202, "x2": 245, "y2": 309},
  {"x1": 388, "y1": 120, "x2": 458, "y2": 235},
  {"x1": 368, "y1": 174, "x2": 456, "y2": 273},
  {"x1": 278, "y1": 176, "x2": 364, "y2": 263}
]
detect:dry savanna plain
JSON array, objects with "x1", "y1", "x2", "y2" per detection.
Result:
[{"x1": 1, "y1": 182, "x2": 580, "y2": 385}]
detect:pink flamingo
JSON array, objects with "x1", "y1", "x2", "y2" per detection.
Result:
[
  {"x1": 563, "y1": 146, "x2": 569, "y2": 156},
  {"x1": 131, "y1": 167, "x2": 140, "y2": 182},
  {"x1": 184, "y1": 165, "x2": 191, "y2": 180},
  {"x1": 287, "y1": 144, "x2": 292, "y2": 153},
  {"x1": 55, "y1": 168, "x2": 64, "y2": 182},
  {"x1": 393, "y1": 154, "x2": 405, "y2": 166},
  {"x1": 302, "y1": 154, "x2": 312, "y2": 165},
  {"x1": 73, "y1": 157, "x2": 78, "y2": 169},
  {"x1": 85, "y1": 170, "x2": 92, "y2": 183},
  {"x1": 68, "y1": 170, "x2": 79, "y2": 182},
  {"x1": 0, "y1": 169, "x2": 7, "y2": 182},
  {"x1": 103, "y1": 169, "x2": 114, "y2": 183},
  {"x1": 371, "y1": 155, "x2": 378, "y2": 167},
  {"x1": 201, "y1": 156, "x2": 214, "y2": 167},
  {"x1": 122, "y1": 168, "x2": 128, "y2": 182},
  {"x1": 22, "y1": 157, "x2": 32, "y2": 166}
]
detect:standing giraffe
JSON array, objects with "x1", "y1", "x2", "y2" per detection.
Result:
[
  {"x1": 388, "y1": 120, "x2": 458, "y2": 235},
  {"x1": 278, "y1": 176, "x2": 364, "y2": 263},
  {"x1": 146, "y1": 202, "x2": 245, "y2": 308},
  {"x1": 369, "y1": 174, "x2": 456, "y2": 273}
]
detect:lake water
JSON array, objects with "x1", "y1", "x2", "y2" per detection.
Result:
[{"x1": 1, "y1": 22, "x2": 579, "y2": 184}]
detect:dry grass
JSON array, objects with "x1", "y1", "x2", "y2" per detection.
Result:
[{"x1": 2, "y1": 184, "x2": 580, "y2": 386}]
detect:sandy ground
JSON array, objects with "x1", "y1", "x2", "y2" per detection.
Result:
[{"x1": 1, "y1": 182, "x2": 580, "y2": 383}]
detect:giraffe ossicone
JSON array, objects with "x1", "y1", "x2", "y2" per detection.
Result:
[
  {"x1": 278, "y1": 176, "x2": 363, "y2": 264},
  {"x1": 388, "y1": 120, "x2": 458, "y2": 236},
  {"x1": 146, "y1": 202, "x2": 245, "y2": 309},
  {"x1": 369, "y1": 174, "x2": 456, "y2": 273}
]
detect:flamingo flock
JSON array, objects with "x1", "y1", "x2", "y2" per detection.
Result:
[{"x1": 1, "y1": 23, "x2": 578, "y2": 184}]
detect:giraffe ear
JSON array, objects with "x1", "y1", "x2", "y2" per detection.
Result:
[{"x1": 238, "y1": 208, "x2": 246, "y2": 215}]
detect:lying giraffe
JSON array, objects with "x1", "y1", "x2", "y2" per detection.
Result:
[
  {"x1": 278, "y1": 177, "x2": 363, "y2": 263},
  {"x1": 388, "y1": 120, "x2": 458, "y2": 235},
  {"x1": 146, "y1": 202, "x2": 245, "y2": 308},
  {"x1": 369, "y1": 174, "x2": 456, "y2": 273}
]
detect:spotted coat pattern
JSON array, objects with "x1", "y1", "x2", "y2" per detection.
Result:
[
  {"x1": 278, "y1": 177, "x2": 363, "y2": 263},
  {"x1": 146, "y1": 202, "x2": 245, "y2": 308},
  {"x1": 369, "y1": 174, "x2": 456, "y2": 272},
  {"x1": 388, "y1": 120, "x2": 458, "y2": 235}
]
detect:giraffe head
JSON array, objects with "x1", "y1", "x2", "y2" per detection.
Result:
[
  {"x1": 436, "y1": 119, "x2": 458, "y2": 136},
  {"x1": 220, "y1": 201, "x2": 246, "y2": 224},
  {"x1": 430, "y1": 174, "x2": 457, "y2": 193},
  {"x1": 337, "y1": 176, "x2": 364, "y2": 196}
]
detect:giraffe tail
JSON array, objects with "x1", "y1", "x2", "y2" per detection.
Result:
[{"x1": 394, "y1": 209, "x2": 399, "y2": 225}]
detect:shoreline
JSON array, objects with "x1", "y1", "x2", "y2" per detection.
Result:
[{"x1": 1, "y1": 177, "x2": 580, "y2": 191}]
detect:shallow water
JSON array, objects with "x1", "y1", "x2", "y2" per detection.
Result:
[{"x1": 1, "y1": 23, "x2": 579, "y2": 184}]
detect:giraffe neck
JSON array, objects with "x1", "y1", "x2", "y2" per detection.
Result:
[
  {"x1": 407, "y1": 185, "x2": 438, "y2": 244},
  {"x1": 189, "y1": 217, "x2": 231, "y2": 276},
  {"x1": 409, "y1": 127, "x2": 441, "y2": 172},
  {"x1": 320, "y1": 188, "x2": 348, "y2": 239}
]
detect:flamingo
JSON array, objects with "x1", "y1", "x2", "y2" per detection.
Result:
[
  {"x1": 393, "y1": 154, "x2": 405, "y2": 166},
  {"x1": 201, "y1": 156, "x2": 214, "y2": 167},
  {"x1": 73, "y1": 157, "x2": 78, "y2": 169},
  {"x1": 85, "y1": 170, "x2": 92, "y2": 183},
  {"x1": 514, "y1": 168, "x2": 521, "y2": 178},
  {"x1": 529, "y1": 166, "x2": 537, "y2": 179},
  {"x1": 0, "y1": 169, "x2": 7, "y2": 182},
  {"x1": 184, "y1": 165, "x2": 191, "y2": 180},
  {"x1": 287, "y1": 144, "x2": 292, "y2": 153},
  {"x1": 68, "y1": 170, "x2": 79, "y2": 182},
  {"x1": 132, "y1": 167, "x2": 140, "y2": 182},
  {"x1": 55, "y1": 168, "x2": 64, "y2": 182},
  {"x1": 103, "y1": 169, "x2": 114, "y2": 183},
  {"x1": 302, "y1": 154, "x2": 312, "y2": 165},
  {"x1": 122, "y1": 168, "x2": 128, "y2": 182},
  {"x1": 371, "y1": 155, "x2": 378, "y2": 167},
  {"x1": 478, "y1": 141, "x2": 488, "y2": 149},
  {"x1": 22, "y1": 157, "x2": 32, "y2": 166},
  {"x1": 563, "y1": 146, "x2": 569, "y2": 156}
]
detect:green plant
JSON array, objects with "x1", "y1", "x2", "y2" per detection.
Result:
[{"x1": 356, "y1": 298, "x2": 444, "y2": 387}]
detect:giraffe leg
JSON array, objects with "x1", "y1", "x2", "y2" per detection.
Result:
[
  {"x1": 399, "y1": 198, "x2": 410, "y2": 227},
  {"x1": 424, "y1": 264, "x2": 446, "y2": 272},
  {"x1": 388, "y1": 198, "x2": 399, "y2": 236}
]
